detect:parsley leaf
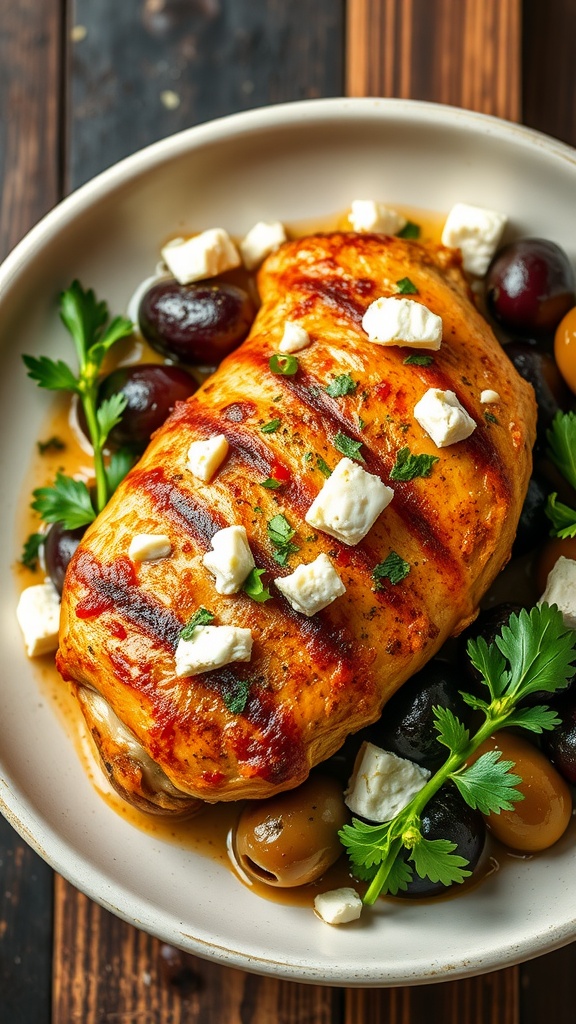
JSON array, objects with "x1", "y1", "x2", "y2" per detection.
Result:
[
  {"x1": 390, "y1": 446, "x2": 439, "y2": 481},
  {"x1": 547, "y1": 410, "x2": 576, "y2": 490},
  {"x1": 267, "y1": 513, "x2": 299, "y2": 566},
  {"x1": 372, "y1": 551, "x2": 410, "y2": 586},
  {"x1": 269, "y1": 354, "x2": 299, "y2": 376},
  {"x1": 31, "y1": 472, "x2": 96, "y2": 530},
  {"x1": 545, "y1": 492, "x2": 576, "y2": 539},
  {"x1": 333, "y1": 432, "x2": 365, "y2": 463},
  {"x1": 22, "y1": 355, "x2": 80, "y2": 393},
  {"x1": 242, "y1": 567, "x2": 272, "y2": 603},
  {"x1": 222, "y1": 678, "x2": 251, "y2": 715},
  {"x1": 180, "y1": 607, "x2": 214, "y2": 640},
  {"x1": 403, "y1": 353, "x2": 434, "y2": 367},
  {"x1": 396, "y1": 277, "x2": 418, "y2": 295},
  {"x1": 21, "y1": 532, "x2": 45, "y2": 571},
  {"x1": 397, "y1": 221, "x2": 421, "y2": 239},
  {"x1": 96, "y1": 392, "x2": 128, "y2": 445},
  {"x1": 450, "y1": 751, "x2": 523, "y2": 814},
  {"x1": 433, "y1": 705, "x2": 469, "y2": 753},
  {"x1": 105, "y1": 449, "x2": 136, "y2": 495},
  {"x1": 325, "y1": 373, "x2": 358, "y2": 397},
  {"x1": 409, "y1": 838, "x2": 471, "y2": 887},
  {"x1": 261, "y1": 417, "x2": 282, "y2": 434}
]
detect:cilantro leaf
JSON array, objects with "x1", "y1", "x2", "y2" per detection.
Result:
[
  {"x1": 59, "y1": 280, "x2": 108, "y2": 363},
  {"x1": 222, "y1": 678, "x2": 251, "y2": 714},
  {"x1": 450, "y1": 751, "x2": 523, "y2": 814},
  {"x1": 180, "y1": 607, "x2": 214, "y2": 640},
  {"x1": 372, "y1": 551, "x2": 410, "y2": 586},
  {"x1": 96, "y1": 392, "x2": 128, "y2": 444},
  {"x1": 433, "y1": 706, "x2": 469, "y2": 753},
  {"x1": 502, "y1": 705, "x2": 561, "y2": 734},
  {"x1": 105, "y1": 449, "x2": 135, "y2": 494},
  {"x1": 547, "y1": 410, "x2": 576, "y2": 490},
  {"x1": 380, "y1": 856, "x2": 413, "y2": 895},
  {"x1": 409, "y1": 837, "x2": 471, "y2": 886},
  {"x1": 545, "y1": 492, "x2": 576, "y2": 539},
  {"x1": 339, "y1": 819, "x2": 393, "y2": 870},
  {"x1": 390, "y1": 446, "x2": 439, "y2": 481},
  {"x1": 269, "y1": 354, "x2": 299, "y2": 376},
  {"x1": 466, "y1": 634, "x2": 508, "y2": 701},
  {"x1": 403, "y1": 353, "x2": 434, "y2": 366},
  {"x1": 495, "y1": 604, "x2": 576, "y2": 702},
  {"x1": 21, "y1": 532, "x2": 45, "y2": 571},
  {"x1": 22, "y1": 354, "x2": 80, "y2": 393},
  {"x1": 31, "y1": 473, "x2": 96, "y2": 530},
  {"x1": 325, "y1": 373, "x2": 358, "y2": 397},
  {"x1": 261, "y1": 417, "x2": 282, "y2": 434},
  {"x1": 396, "y1": 277, "x2": 418, "y2": 295},
  {"x1": 397, "y1": 221, "x2": 421, "y2": 239},
  {"x1": 88, "y1": 315, "x2": 134, "y2": 366},
  {"x1": 242, "y1": 567, "x2": 272, "y2": 603},
  {"x1": 333, "y1": 432, "x2": 365, "y2": 463}
]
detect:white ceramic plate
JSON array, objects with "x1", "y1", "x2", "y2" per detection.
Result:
[{"x1": 2, "y1": 98, "x2": 576, "y2": 987}]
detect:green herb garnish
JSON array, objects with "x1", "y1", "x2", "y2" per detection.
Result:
[
  {"x1": 396, "y1": 277, "x2": 418, "y2": 295},
  {"x1": 222, "y1": 678, "x2": 251, "y2": 715},
  {"x1": 484, "y1": 411, "x2": 499, "y2": 425},
  {"x1": 21, "y1": 533, "x2": 45, "y2": 571},
  {"x1": 340, "y1": 604, "x2": 576, "y2": 905},
  {"x1": 261, "y1": 478, "x2": 282, "y2": 490},
  {"x1": 261, "y1": 418, "x2": 282, "y2": 434},
  {"x1": 37, "y1": 436, "x2": 66, "y2": 455},
  {"x1": 242, "y1": 567, "x2": 272, "y2": 603},
  {"x1": 403, "y1": 353, "x2": 434, "y2": 367},
  {"x1": 269, "y1": 354, "x2": 299, "y2": 376},
  {"x1": 267, "y1": 513, "x2": 299, "y2": 566},
  {"x1": 23, "y1": 281, "x2": 133, "y2": 526},
  {"x1": 544, "y1": 412, "x2": 576, "y2": 537},
  {"x1": 397, "y1": 221, "x2": 421, "y2": 239},
  {"x1": 180, "y1": 607, "x2": 215, "y2": 640},
  {"x1": 372, "y1": 552, "x2": 411, "y2": 586},
  {"x1": 316, "y1": 455, "x2": 332, "y2": 478},
  {"x1": 333, "y1": 432, "x2": 365, "y2": 463},
  {"x1": 325, "y1": 373, "x2": 358, "y2": 398},
  {"x1": 390, "y1": 446, "x2": 439, "y2": 481}
]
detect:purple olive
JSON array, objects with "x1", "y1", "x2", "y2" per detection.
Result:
[
  {"x1": 44, "y1": 522, "x2": 85, "y2": 595},
  {"x1": 486, "y1": 238, "x2": 575, "y2": 336},
  {"x1": 97, "y1": 364, "x2": 197, "y2": 451},
  {"x1": 138, "y1": 279, "x2": 255, "y2": 365}
]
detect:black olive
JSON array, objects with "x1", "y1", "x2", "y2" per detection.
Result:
[{"x1": 512, "y1": 475, "x2": 550, "y2": 557}]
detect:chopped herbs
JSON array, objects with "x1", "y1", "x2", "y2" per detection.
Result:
[
  {"x1": 37, "y1": 436, "x2": 66, "y2": 455},
  {"x1": 261, "y1": 417, "x2": 282, "y2": 434},
  {"x1": 484, "y1": 411, "x2": 499, "y2": 425},
  {"x1": 358, "y1": 416, "x2": 366, "y2": 431},
  {"x1": 242, "y1": 567, "x2": 272, "y2": 603},
  {"x1": 267, "y1": 513, "x2": 299, "y2": 566},
  {"x1": 261, "y1": 477, "x2": 282, "y2": 490},
  {"x1": 180, "y1": 607, "x2": 214, "y2": 640},
  {"x1": 340, "y1": 604, "x2": 576, "y2": 905},
  {"x1": 316, "y1": 455, "x2": 332, "y2": 478},
  {"x1": 390, "y1": 446, "x2": 439, "y2": 481},
  {"x1": 21, "y1": 532, "x2": 44, "y2": 571},
  {"x1": 222, "y1": 678, "x2": 251, "y2": 715},
  {"x1": 325, "y1": 373, "x2": 358, "y2": 398},
  {"x1": 403, "y1": 353, "x2": 434, "y2": 367},
  {"x1": 396, "y1": 277, "x2": 418, "y2": 295},
  {"x1": 372, "y1": 552, "x2": 411, "y2": 586},
  {"x1": 269, "y1": 353, "x2": 299, "y2": 376},
  {"x1": 333, "y1": 432, "x2": 365, "y2": 463},
  {"x1": 397, "y1": 221, "x2": 421, "y2": 239}
]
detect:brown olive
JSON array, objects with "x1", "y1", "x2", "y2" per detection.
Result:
[
  {"x1": 233, "y1": 774, "x2": 349, "y2": 887},
  {"x1": 472, "y1": 731, "x2": 572, "y2": 852}
]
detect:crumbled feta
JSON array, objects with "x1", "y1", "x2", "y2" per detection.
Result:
[
  {"x1": 349, "y1": 199, "x2": 407, "y2": 235},
  {"x1": 314, "y1": 887, "x2": 363, "y2": 926},
  {"x1": 175, "y1": 625, "x2": 253, "y2": 677},
  {"x1": 279, "y1": 321, "x2": 310, "y2": 354},
  {"x1": 362, "y1": 296, "x2": 442, "y2": 350},
  {"x1": 413, "y1": 388, "x2": 476, "y2": 448},
  {"x1": 202, "y1": 526, "x2": 255, "y2": 595},
  {"x1": 305, "y1": 457, "x2": 393, "y2": 546},
  {"x1": 187, "y1": 434, "x2": 229, "y2": 482},
  {"x1": 539, "y1": 556, "x2": 576, "y2": 629},
  {"x1": 240, "y1": 220, "x2": 287, "y2": 270},
  {"x1": 345, "y1": 742, "x2": 431, "y2": 822},
  {"x1": 274, "y1": 553, "x2": 345, "y2": 616},
  {"x1": 161, "y1": 228, "x2": 240, "y2": 284},
  {"x1": 441, "y1": 202, "x2": 507, "y2": 277},
  {"x1": 16, "y1": 581, "x2": 61, "y2": 658},
  {"x1": 480, "y1": 389, "x2": 501, "y2": 404},
  {"x1": 128, "y1": 534, "x2": 172, "y2": 562}
]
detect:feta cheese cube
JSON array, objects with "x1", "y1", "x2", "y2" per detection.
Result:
[
  {"x1": 16, "y1": 581, "x2": 61, "y2": 658},
  {"x1": 305, "y1": 457, "x2": 393, "y2": 546},
  {"x1": 350, "y1": 199, "x2": 407, "y2": 235},
  {"x1": 187, "y1": 434, "x2": 229, "y2": 482},
  {"x1": 161, "y1": 228, "x2": 240, "y2": 284},
  {"x1": 274, "y1": 553, "x2": 345, "y2": 616},
  {"x1": 362, "y1": 296, "x2": 442, "y2": 350},
  {"x1": 314, "y1": 887, "x2": 362, "y2": 926},
  {"x1": 345, "y1": 742, "x2": 430, "y2": 822},
  {"x1": 441, "y1": 202, "x2": 507, "y2": 277},
  {"x1": 129, "y1": 534, "x2": 172, "y2": 562},
  {"x1": 240, "y1": 220, "x2": 287, "y2": 270},
  {"x1": 539, "y1": 556, "x2": 576, "y2": 629},
  {"x1": 175, "y1": 625, "x2": 253, "y2": 677},
  {"x1": 480, "y1": 389, "x2": 501, "y2": 404},
  {"x1": 279, "y1": 321, "x2": 310, "y2": 354},
  {"x1": 202, "y1": 525, "x2": 255, "y2": 595},
  {"x1": 413, "y1": 388, "x2": 476, "y2": 448}
]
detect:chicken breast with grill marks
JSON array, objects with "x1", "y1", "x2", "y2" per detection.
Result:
[{"x1": 57, "y1": 233, "x2": 537, "y2": 811}]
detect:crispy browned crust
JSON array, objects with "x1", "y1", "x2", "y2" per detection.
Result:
[{"x1": 57, "y1": 234, "x2": 537, "y2": 805}]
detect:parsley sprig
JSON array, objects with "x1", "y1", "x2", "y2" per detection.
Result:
[
  {"x1": 23, "y1": 281, "x2": 133, "y2": 527},
  {"x1": 340, "y1": 604, "x2": 576, "y2": 904},
  {"x1": 545, "y1": 411, "x2": 576, "y2": 539}
]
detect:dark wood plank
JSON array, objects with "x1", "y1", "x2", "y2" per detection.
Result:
[
  {"x1": 346, "y1": 0, "x2": 522, "y2": 121},
  {"x1": 522, "y1": 0, "x2": 576, "y2": 147},
  {"x1": 68, "y1": 0, "x2": 345, "y2": 189},
  {"x1": 0, "y1": 3, "x2": 64, "y2": 1022}
]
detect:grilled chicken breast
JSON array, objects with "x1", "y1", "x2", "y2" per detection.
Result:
[{"x1": 57, "y1": 233, "x2": 536, "y2": 810}]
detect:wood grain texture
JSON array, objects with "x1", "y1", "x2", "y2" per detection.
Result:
[
  {"x1": 345, "y1": 968, "x2": 520, "y2": 1023},
  {"x1": 346, "y1": 0, "x2": 522, "y2": 121},
  {"x1": 522, "y1": 0, "x2": 576, "y2": 147}
]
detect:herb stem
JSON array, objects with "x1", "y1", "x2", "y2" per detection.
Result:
[{"x1": 80, "y1": 378, "x2": 108, "y2": 513}]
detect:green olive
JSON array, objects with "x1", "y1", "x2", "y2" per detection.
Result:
[{"x1": 233, "y1": 774, "x2": 349, "y2": 887}]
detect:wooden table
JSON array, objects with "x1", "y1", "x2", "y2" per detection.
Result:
[{"x1": 1, "y1": 1, "x2": 576, "y2": 1020}]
